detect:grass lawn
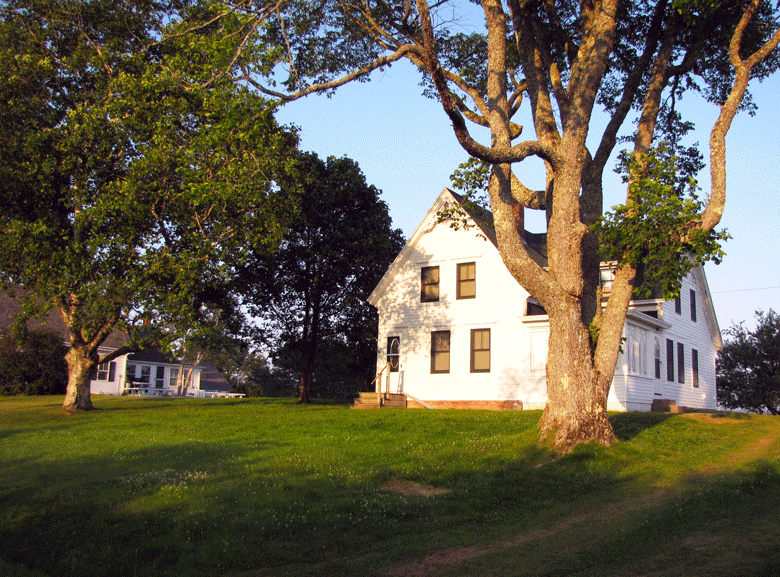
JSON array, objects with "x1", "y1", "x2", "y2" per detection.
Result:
[{"x1": 1, "y1": 396, "x2": 779, "y2": 577}]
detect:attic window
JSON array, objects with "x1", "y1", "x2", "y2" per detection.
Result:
[
  {"x1": 526, "y1": 298, "x2": 547, "y2": 316},
  {"x1": 421, "y1": 266, "x2": 439, "y2": 302},
  {"x1": 456, "y1": 262, "x2": 476, "y2": 299}
]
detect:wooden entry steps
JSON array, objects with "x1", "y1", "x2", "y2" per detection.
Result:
[
  {"x1": 651, "y1": 399, "x2": 686, "y2": 413},
  {"x1": 351, "y1": 392, "x2": 407, "y2": 409}
]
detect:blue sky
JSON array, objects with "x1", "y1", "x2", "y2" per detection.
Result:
[{"x1": 275, "y1": 60, "x2": 779, "y2": 333}]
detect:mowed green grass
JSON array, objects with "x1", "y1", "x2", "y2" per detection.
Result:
[{"x1": 1, "y1": 396, "x2": 779, "y2": 577}]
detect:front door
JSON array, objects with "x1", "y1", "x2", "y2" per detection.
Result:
[{"x1": 155, "y1": 366, "x2": 165, "y2": 390}]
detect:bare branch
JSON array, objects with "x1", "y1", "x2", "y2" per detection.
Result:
[{"x1": 703, "y1": 0, "x2": 780, "y2": 231}]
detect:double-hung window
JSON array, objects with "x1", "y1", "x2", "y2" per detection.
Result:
[
  {"x1": 96, "y1": 362, "x2": 116, "y2": 382},
  {"x1": 690, "y1": 290, "x2": 697, "y2": 322},
  {"x1": 470, "y1": 329, "x2": 490, "y2": 373},
  {"x1": 431, "y1": 331, "x2": 450, "y2": 373},
  {"x1": 692, "y1": 348, "x2": 699, "y2": 388},
  {"x1": 421, "y1": 266, "x2": 440, "y2": 302},
  {"x1": 168, "y1": 367, "x2": 180, "y2": 389},
  {"x1": 456, "y1": 262, "x2": 476, "y2": 299},
  {"x1": 666, "y1": 339, "x2": 675, "y2": 382},
  {"x1": 677, "y1": 343, "x2": 685, "y2": 384}
]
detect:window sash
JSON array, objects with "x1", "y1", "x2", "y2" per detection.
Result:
[
  {"x1": 677, "y1": 342, "x2": 685, "y2": 384},
  {"x1": 690, "y1": 289, "x2": 697, "y2": 322},
  {"x1": 169, "y1": 368, "x2": 180, "y2": 389},
  {"x1": 421, "y1": 266, "x2": 440, "y2": 302},
  {"x1": 470, "y1": 329, "x2": 490, "y2": 373},
  {"x1": 431, "y1": 331, "x2": 450, "y2": 373},
  {"x1": 666, "y1": 339, "x2": 675, "y2": 382},
  {"x1": 96, "y1": 362, "x2": 116, "y2": 382},
  {"x1": 692, "y1": 348, "x2": 699, "y2": 388},
  {"x1": 457, "y1": 262, "x2": 476, "y2": 299}
]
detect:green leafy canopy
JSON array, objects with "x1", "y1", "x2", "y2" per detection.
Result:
[{"x1": 595, "y1": 144, "x2": 729, "y2": 299}]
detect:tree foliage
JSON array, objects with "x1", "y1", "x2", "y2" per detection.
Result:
[
  {"x1": 238, "y1": 153, "x2": 405, "y2": 402},
  {"x1": 0, "y1": 329, "x2": 68, "y2": 395},
  {"x1": 717, "y1": 310, "x2": 780, "y2": 415},
  {"x1": 0, "y1": 0, "x2": 298, "y2": 410}
]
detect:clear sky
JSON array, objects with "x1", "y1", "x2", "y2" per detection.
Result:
[{"x1": 275, "y1": 60, "x2": 779, "y2": 334}]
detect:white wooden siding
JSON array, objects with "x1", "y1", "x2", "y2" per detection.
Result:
[{"x1": 371, "y1": 189, "x2": 720, "y2": 411}]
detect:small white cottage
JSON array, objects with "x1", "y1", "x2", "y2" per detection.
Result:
[{"x1": 364, "y1": 188, "x2": 721, "y2": 411}]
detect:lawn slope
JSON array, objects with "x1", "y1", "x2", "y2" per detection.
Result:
[{"x1": 1, "y1": 397, "x2": 778, "y2": 577}]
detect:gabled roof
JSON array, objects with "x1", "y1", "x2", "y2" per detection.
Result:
[
  {"x1": 368, "y1": 188, "x2": 723, "y2": 351},
  {"x1": 367, "y1": 188, "x2": 545, "y2": 305},
  {"x1": 0, "y1": 287, "x2": 128, "y2": 349}
]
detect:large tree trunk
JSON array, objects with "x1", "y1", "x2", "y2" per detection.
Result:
[
  {"x1": 539, "y1": 303, "x2": 616, "y2": 448},
  {"x1": 63, "y1": 345, "x2": 98, "y2": 411},
  {"x1": 297, "y1": 368, "x2": 312, "y2": 403}
]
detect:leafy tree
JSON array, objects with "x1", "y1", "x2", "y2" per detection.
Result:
[
  {"x1": 0, "y1": 0, "x2": 298, "y2": 410},
  {"x1": 0, "y1": 329, "x2": 68, "y2": 395},
  {"x1": 717, "y1": 310, "x2": 780, "y2": 414},
  {"x1": 207, "y1": 0, "x2": 779, "y2": 447},
  {"x1": 231, "y1": 351, "x2": 297, "y2": 397},
  {"x1": 239, "y1": 153, "x2": 405, "y2": 403}
]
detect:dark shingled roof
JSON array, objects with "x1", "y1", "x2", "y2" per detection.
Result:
[
  {"x1": 448, "y1": 191, "x2": 548, "y2": 268},
  {"x1": 0, "y1": 287, "x2": 128, "y2": 348}
]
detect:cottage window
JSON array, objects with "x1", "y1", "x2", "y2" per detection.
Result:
[
  {"x1": 692, "y1": 349, "x2": 699, "y2": 388},
  {"x1": 470, "y1": 329, "x2": 491, "y2": 373},
  {"x1": 456, "y1": 262, "x2": 476, "y2": 299},
  {"x1": 140, "y1": 365, "x2": 151, "y2": 384},
  {"x1": 677, "y1": 343, "x2": 685, "y2": 384},
  {"x1": 387, "y1": 336, "x2": 400, "y2": 372},
  {"x1": 690, "y1": 289, "x2": 697, "y2": 322},
  {"x1": 96, "y1": 362, "x2": 116, "y2": 382},
  {"x1": 431, "y1": 331, "x2": 450, "y2": 373},
  {"x1": 169, "y1": 367, "x2": 180, "y2": 389},
  {"x1": 666, "y1": 339, "x2": 675, "y2": 382},
  {"x1": 421, "y1": 266, "x2": 440, "y2": 302},
  {"x1": 126, "y1": 364, "x2": 137, "y2": 384}
]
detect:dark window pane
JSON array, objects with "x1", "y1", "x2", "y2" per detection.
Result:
[
  {"x1": 677, "y1": 342, "x2": 685, "y2": 384},
  {"x1": 421, "y1": 266, "x2": 440, "y2": 302}
]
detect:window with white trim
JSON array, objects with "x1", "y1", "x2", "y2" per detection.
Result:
[
  {"x1": 431, "y1": 331, "x2": 450, "y2": 373},
  {"x1": 470, "y1": 329, "x2": 490, "y2": 373}
]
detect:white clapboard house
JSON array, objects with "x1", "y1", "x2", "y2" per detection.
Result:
[{"x1": 359, "y1": 188, "x2": 721, "y2": 411}]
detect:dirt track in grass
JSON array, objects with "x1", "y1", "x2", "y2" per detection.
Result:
[{"x1": 380, "y1": 415, "x2": 780, "y2": 577}]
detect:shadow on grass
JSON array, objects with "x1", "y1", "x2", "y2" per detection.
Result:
[
  {"x1": 609, "y1": 411, "x2": 674, "y2": 441},
  {"x1": 2, "y1": 402, "x2": 777, "y2": 577}
]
